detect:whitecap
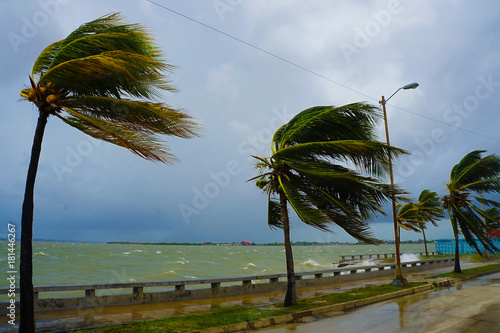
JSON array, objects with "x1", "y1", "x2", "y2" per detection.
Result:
[
  {"x1": 163, "y1": 270, "x2": 176, "y2": 275},
  {"x1": 401, "y1": 253, "x2": 419, "y2": 262},
  {"x1": 34, "y1": 252, "x2": 48, "y2": 256},
  {"x1": 123, "y1": 252, "x2": 131, "y2": 255},
  {"x1": 302, "y1": 259, "x2": 321, "y2": 267},
  {"x1": 184, "y1": 275, "x2": 197, "y2": 279},
  {"x1": 242, "y1": 263, "x2": 256, "y2": 269},
  {"x1": 156, "y1": 251, "x2": 162, "y2": 254}
]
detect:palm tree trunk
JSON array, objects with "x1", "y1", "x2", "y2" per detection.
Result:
[
  {"x1": 422, "y1": 228, "x2": 428, "y2": 256},
  {"x1": 280, "y1": 192, "x2": 296, "y2": 307},
  {"x1": 20, "y1": 110, "x2": 49, "y2": 333},
  {"x1": 451, "y1": 214, "x2": 462, "y2": 273}
]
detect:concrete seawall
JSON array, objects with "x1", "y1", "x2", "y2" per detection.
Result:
[{"x1": 0, "y1": 258, "x2": 454, "y2": 315}]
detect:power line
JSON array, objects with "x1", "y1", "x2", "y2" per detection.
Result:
[{"x1": 146, "y1": 0, "x2": 500, "y2": 143}]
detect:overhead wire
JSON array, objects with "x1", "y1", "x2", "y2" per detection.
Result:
[{"x1": 146, "y1": 0, "x2": 500, "y2": 143}]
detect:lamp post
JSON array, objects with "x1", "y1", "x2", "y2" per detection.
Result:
[{"x1": 380, "y1": 82, "x2": 418, "y2": 286}]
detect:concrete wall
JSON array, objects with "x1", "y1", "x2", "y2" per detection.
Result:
[{"x1": 0, "y1": 258, "x2": 454, "y2": 315}]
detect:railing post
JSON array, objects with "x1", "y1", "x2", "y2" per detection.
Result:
[
  {"x1": 269, "y1": 278, "x2": 279, "y2": 284},
  {"x1": 85, "y1": 289, "x2": 95, "y2": 298},
  {"x1": 315, "y1": 273, "x2": 323, "y2": 279},
  {"x1": 175, "y1": 284, "x2": 185, "y2": 292},
  {"x1": 242, "y1": 280, "x2": 252, "y2": 287},
  {"x1": 133, "y1": 287, "x2": 143, "y2": 297}
]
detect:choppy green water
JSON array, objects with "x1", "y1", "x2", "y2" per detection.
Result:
[{"x1": 0, "y1": 242, "x2": 433, "y2": 289}]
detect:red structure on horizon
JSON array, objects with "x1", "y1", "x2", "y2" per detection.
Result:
[
  {"x1": 240, "y1": 240, "x2": 251, "y2": 246},
  {"x1": 489, "y1": 229, "x2": 500, "y2": 238}
]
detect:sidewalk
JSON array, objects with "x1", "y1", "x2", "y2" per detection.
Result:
[
  {"x1": 0, "y1": 262, "x2": 490, "y2": 332},
  {"x1": 258, "y1": 271, "x2": 500, "y2": 332}
]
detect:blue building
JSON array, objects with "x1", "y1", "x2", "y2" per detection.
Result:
[{"x1": 435, "y1": 238, "x2": 500, "y2": 255}]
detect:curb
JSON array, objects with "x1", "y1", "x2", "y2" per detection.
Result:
[
  {"x1": 195, "y1": 284, "x2": 432, "y2": 333},
  {"x1": 196, "y1": 268, "x2": 500, "y2": 333}
]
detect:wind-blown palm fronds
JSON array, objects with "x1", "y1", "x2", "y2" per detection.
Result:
[
  {"x1": 397, "y1": 190, "x2": 444, "y2": 255},
  {"x1": 442, "y1": 150, "x2": 500, "y2": 273},
  {"x1": 18, "y1": 14, "x2": 200, "y2": 332},
  {"x1": 20, "y1": 13, "x2": 200, "y2": 163},
  {"x1": 251, "y1": 103, "x2": 406, "y2": 306}
]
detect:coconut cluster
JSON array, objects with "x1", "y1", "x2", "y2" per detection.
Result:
[{"x1": 25, "y1": 82, "x2": 67, "y2": 114}]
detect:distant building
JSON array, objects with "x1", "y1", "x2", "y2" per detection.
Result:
[
  {"x1": 489, "y1": 229, "x2": 500, "y2": 238},
  {"x1": 240, "y1": 240, "x2": 251, "y2": 246},
  {"x1": 435, "y1": 238, "x2": 500, "y2": 255}
]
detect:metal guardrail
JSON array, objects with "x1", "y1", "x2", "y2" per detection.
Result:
[
  {"x1": 339, "y1": 252, "x2": 440, "y2": 261},
  {"x1": 0, "y1": 258, "x2": 453, "y2": 300}
]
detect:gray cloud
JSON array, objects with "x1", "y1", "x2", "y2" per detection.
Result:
[{"x1": 1, "y1": 0, "x2": 499, "y2": 244}]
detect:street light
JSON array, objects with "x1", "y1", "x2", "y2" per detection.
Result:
[{"x1": 380, "y1": 82, "x2": 419, "y2": 286}]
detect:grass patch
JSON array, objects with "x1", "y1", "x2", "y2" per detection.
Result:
[
  {"x1": 427, "y1": 262, "x2": 500, "y2": 279},
  {"x1": 77, "y1": 282, "x2": 426, "y2": 333},
  {"x1": 286, "y1": 282, "x2": 425, "y2": 312},
  {"x1": 79, "y1": 305, "x2": 289, "y2": 333}
]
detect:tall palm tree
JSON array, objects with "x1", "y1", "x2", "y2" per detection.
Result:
[
  {"x1": 442, "y1": 150, "x2": 500, "y2": 273},
  {"x1": 251, "y1": 103, "x2": 405, "y2": 306},
  {"x1": 397, "y1": 190, "x2": 444, "y2": 256},
  {"x1": 19, "y1": 14, "x2": 200, "y2": 332}
]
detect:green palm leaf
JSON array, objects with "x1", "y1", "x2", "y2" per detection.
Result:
[
  {"x1": 19, "y1": 13, "x2": 202, "y2": 329},
  {"x1": 444, "y1": 150, "x2": 500, "y2": 272},
  {"x1": 21, "y1": 13, "x2": 200, "y2": 164}
]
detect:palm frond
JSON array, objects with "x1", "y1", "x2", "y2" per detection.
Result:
[
  {"x1": 57, "y1": 107, "x2": 175, "y2": 164},
  {"x1": 31, "y1": 40, "x2": 63, "y2": 76},
  {"x1": 39, "y1": 51, "x2": 167, "y2": 99},
  {"x1": 268, "y1": 195, "x2": 283, "y2": 230},
  {"x1": 64, "y1": 96, "x2": 199, "y2": 137},
  {"x1": 273, "y1": 140, "x2": 406, "y2": 176},
  {"x1": 278, "y1": 175, "x2": 331, "y2": 231},
  {"x1": 277, "y1": 103, "x2": 381, "y2": 149},
  {"x1": 454, "y1": 205, "x2": 499, "y2": 253}
]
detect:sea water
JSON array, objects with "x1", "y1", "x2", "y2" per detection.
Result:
[{"x1": 0, "y1": 242, "x2": 433, "y2": 291}]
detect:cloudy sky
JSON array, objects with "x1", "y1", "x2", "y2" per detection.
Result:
[{"x1": 1, "y1": 0, "x2": 499, "y2": 244}]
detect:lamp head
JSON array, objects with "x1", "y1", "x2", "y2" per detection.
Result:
[{"x1": 402, "y1": 82, "x2": 419, "y2": 90}]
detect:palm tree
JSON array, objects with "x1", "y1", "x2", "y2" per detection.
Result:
[
  {"x1": 19, "y1": 14, "x2": 200, "y2": 332},
  {"x1": 397, "y1": 190, "x2": 444, "y2": 256},
  {"x1": 485, "y1": 207, "x2": 500, "y2": 231},
  {"x1": 442, "y1": 150, "x2": 500, "y2": 273},
  {"x1": 251, "y1": 103, "x2": 405, "y2": 306}
]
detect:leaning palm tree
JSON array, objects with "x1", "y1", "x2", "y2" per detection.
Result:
[
  {"x1": 251, "y1": 103, "x2": 405, "y2": 306},
  {"x1": 397, "y1": 190, "x2": 444, "y2": 256},
  {"x1": 485, "y1": 207, "x2": 500, "y2": 231},
  {"x1": 19, "y1": 14, "x2": 200, "y2": 332},
  {"x1": 442, "y1": 150, "x2": 500, "y2": 273}
]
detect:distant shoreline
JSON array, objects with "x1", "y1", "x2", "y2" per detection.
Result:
[{"x1": 106, "y1": 240, "x2": 434, "y2": 246}]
